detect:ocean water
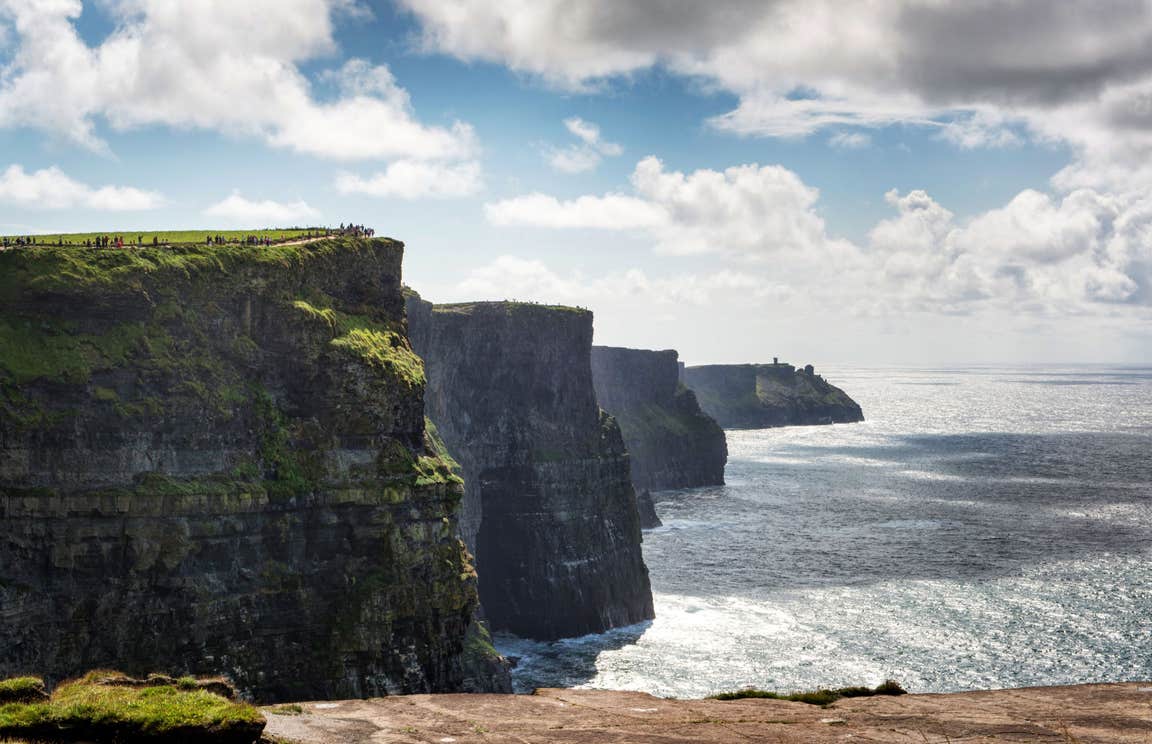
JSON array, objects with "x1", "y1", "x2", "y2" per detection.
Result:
[{"x1": 495, "y1": 365, "x2": 1152, "y2": 696}]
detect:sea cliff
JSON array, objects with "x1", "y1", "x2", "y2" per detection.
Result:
[
  {"x1": 0, "y1": 238, "x2": 498, "y2": 701},
  {"x1": 591, "y1": 346, "x2": 727, "y2": 494},
  {"x1": 683, "y1": 362, "x2": 863, "y2": 429},
  {"x1": 406, "y1": 293, "x2": 654, "y2": 640}
]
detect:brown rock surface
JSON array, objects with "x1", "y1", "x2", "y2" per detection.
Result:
[{"x1": 263, "y1": 683, "x2": 1152, "y2": 743}]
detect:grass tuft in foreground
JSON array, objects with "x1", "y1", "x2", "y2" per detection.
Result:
[
  {"x1": 0, "y1": 672, "x2": 264, "y2": 743},
  {"x1": 709, "y1": 679, "x2": 907, "y2": 705},
  {"x1": 0, "y1": 678, "x2": 46, "y2": 705}
]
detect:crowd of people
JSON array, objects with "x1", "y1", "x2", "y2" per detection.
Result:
[
  {"x1": 1, "y1": 236, "x2": 40, "y2": 248},
  {"x1": 83, "y1": 235, "x2": 152, "y2": 248},
  {"x1": 0, "y1": 224, "x2": 377, "y2": 252},
  {"x1": 338, "y1": 222, "x2": 374, "y2": 238}
]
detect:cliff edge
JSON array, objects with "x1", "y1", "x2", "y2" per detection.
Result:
[
  {"x1": 0, "y1": 238, "x2": 497, "y2": 701},
  {"x1": 683, "y1": 362, "x2": 864, "y2": 429},
  {"x1": 591, "y1": 346, "x2": 727, "y2": 494},
  {"x1": 406, "y1": 293, "x2": 654, "y2": 640}
]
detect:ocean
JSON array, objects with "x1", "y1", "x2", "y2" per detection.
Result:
[{"x1": 495, "y1": 365, "x2": 1152, "y2": 696}]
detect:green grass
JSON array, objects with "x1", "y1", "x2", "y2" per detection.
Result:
[
  {"x1": 709, "y1": 679, "x2": 906, "y2": 705},
  {"x1": 0, "y1": 679, "x2": 45, "y2": 705},
  {"x1": 0, "y1": 673, "x2": 264, "y2": 742},
  {"x1": 266, "y1": 704, "x2": 304, "y2": 716},
  {"x1": 432, "y1": 300, "x2": 588, "y2": 315},
  {"x1": 1, "y1": 228, "x2": 321, "y2": 247}
]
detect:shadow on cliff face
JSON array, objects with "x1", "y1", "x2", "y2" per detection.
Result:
[{"x1": 492, "y1": 622, "x2": 653, "y2": 693}]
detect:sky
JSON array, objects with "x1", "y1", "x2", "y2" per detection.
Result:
[{"x1": 2, "y1": 1, "x2": 1152, "y2": 366}]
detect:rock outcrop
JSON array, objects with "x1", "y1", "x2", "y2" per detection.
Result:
[
  {"x1": 682, "y1": 362, "x2": 864, "y2": 429},
  {"x1": 591, "y1": 346, "x2": 726, "y2": 494},
  {"x1": 0, "y1": 238, "x2": 502, "y2": 701},
  {"x1": 406, "y1": 293, "x2": 654, "y2": 640},
  {"x1": 263, "y1": 683, "x2": 1152, "y2": 744}
]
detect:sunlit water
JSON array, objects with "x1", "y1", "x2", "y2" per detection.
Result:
[{"x1": 495, "y1": 365, "x2": 1152, "y2": 696}]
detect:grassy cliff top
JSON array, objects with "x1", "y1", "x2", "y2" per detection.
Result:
[
  {"x1": 2, "y1": 228, "x2": 322, "y2": 246},
  {"x1": 433, "y1": 300, "x2": 588, "y2": 315},
  {"x1": 0, "y1": 235, "x2": 402, "y2": 305}
]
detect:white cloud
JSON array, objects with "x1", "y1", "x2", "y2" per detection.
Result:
[
  {"x1": 202, "y1": 191, "x2": 319, "y2": 223},
  {"x1": 828, "y1": 131, "x2": 871, "y2": 149},
  {"x1": 335, "y1": 160, "x2": 483, "y2": 199},
  {"x1": 485, "y1": 191, "x2": 665, "y2": 229},
  {"x1": 0, "y1": 164, "x2": 164, "y2": 210},
  {"x1": 544, "y1": 116, "x2": 623, "y2": 173},
  {"x1": 546, "y1": 147, "x2": 603, "y2": 174},
  {"x1": 489, "y1": 156, "x2": 853, "y2": 263},
  {"x1": 0, "y1": 1, "x2": 474, "y2": 161},
  {"x1": 456, "y1": 255, "x2": 768, "y2": 308},
  {"x1": 485, "y1": 152, "x2": 1152, "y2": 319},
  {"x1": 564, "y1": 117, "x2": 622, "y2": 156},
  {"x1": 868, "y1": 186, "x2": 1150, "y2": 313}
]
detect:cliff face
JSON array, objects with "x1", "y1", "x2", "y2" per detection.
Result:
[
  {"x1": 682, "y1": 363, "x2": 864, "y2": 429},
  {"x1": 406, "y1": 294, "x2": 654, "y2": 640},
  {"x1": 0, "y1": 239, "x2": 497, "y2": 701},
  {"x1": 590, "y1": 346, "x2": 727, "y2": 493}
]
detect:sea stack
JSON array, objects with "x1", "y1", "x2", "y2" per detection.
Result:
[{"x1": 406, "y1": 292, "x2": 654, "y2": 640}]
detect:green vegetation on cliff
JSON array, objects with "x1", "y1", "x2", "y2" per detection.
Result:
[
  {"x1": 710, "y1": 680, "x2": 906, "y2": 705},
  {"x1": 0, "y1": 678, "x2": 45, "y2": 705},
  {"x1": 0, "y1": 673, "x2": 264, "y2": 743},
  {"x1": 2, "y1": 228, "x2": 317, "y2": 247},
  {"x1": 433, "y1": 300, "x2": 588, "y2": 316}
]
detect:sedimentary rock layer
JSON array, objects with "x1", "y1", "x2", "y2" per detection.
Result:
[
  {"x1": 683, "y1": 363, "x2": 864, "y2": 429},
  {"x1": 591, "y1": 346, "x2": 727, "y2": 493},
  {"x1": 0, "y1": 238, "x2": 496, "y2": 701},
  {"x1": 406, "y1": 293, "x2": 654, "y2": 640}
]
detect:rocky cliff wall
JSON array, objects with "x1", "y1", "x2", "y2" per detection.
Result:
[
  {"x1": 0, "y1": 239, "x2": 499, "y2": 701},
  {"x1": 590, "y1": 346, "x2": 726, "y2": 493},
  {"x1": 406, "y1": 294, "x2": 654, "y2": 640},
  {"x1": 683, "y1": 363, "x2": 864, "y2": 429}
]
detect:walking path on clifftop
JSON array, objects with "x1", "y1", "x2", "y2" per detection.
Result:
[{"x1": 263, "y1": 683, "x2": 1152, "y2": 743}]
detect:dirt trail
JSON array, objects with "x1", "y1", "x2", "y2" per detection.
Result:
[{"x1": 263, "y1": 682, "x2": 1152, "y2": 743}]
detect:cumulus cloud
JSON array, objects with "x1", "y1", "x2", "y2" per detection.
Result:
[
  {"x1": 400, "y1": 0, "x2": 1152, "y2": 188},
  {"x1": 485, "y1": 192, "x2": 665, "y2": 229},
  {"x1": 203, "y1": 191, "x2": 319, "y2": 223},
  {"x1": 335, "y1": 160, "x2": 483, "y2": 199},
  {"x1": 544, "y1": 117, "x2": 623, "y2": 173},
  {"x1": 0, "y1": 164, "x2": 163, "y2": 210},
  {"x1": 0, "y1": 1, "x2": 474, "y2": 161},
  {"x1": 868, "y1": 186, "x2": 1150, "y2": 313},
  {"x1": 488, "y1": 156, "x2": 854, "y2": 263},
  {"x1": 485, "y1": 153, "x2": 1152, "y2": 320}
]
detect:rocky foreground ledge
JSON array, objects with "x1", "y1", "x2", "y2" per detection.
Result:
[{"x1": 263, "y1": 684, "x2": 1152, "y2": 743}]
